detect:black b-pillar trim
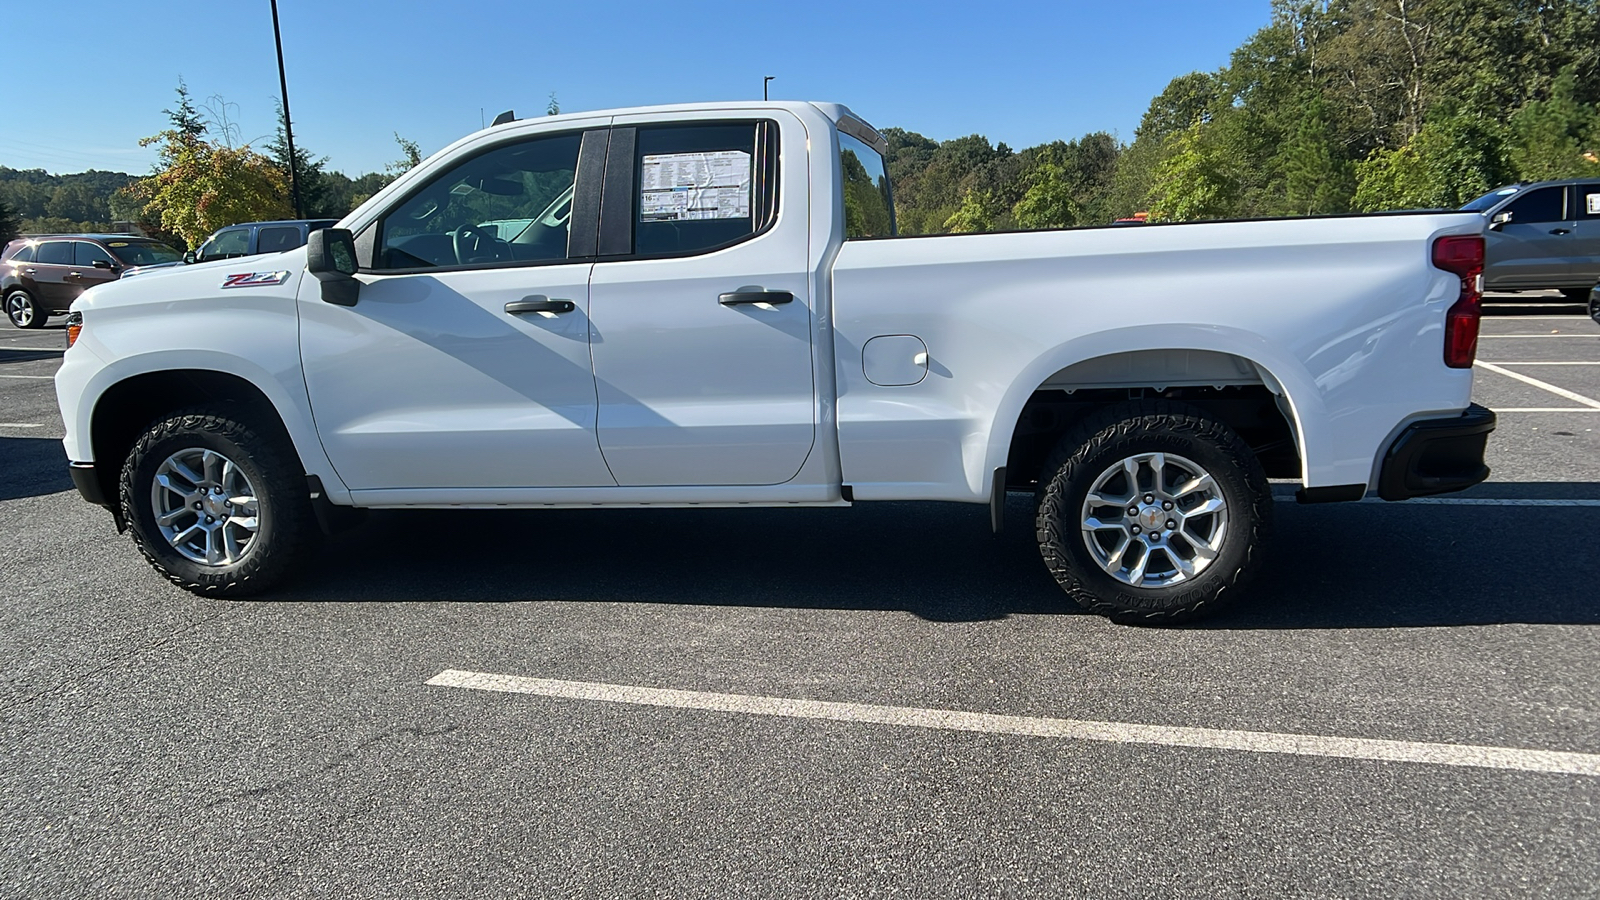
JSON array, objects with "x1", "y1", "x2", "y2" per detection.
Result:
[
  {"x1": 568, "y1": 129, "x2": 609, "y2": 259},
  {"x1": 597, "y1": 127, "x2": 637, "y2": 257}
]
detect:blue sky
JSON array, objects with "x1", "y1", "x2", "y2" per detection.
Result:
[{"x1": 2, "y1": 0, "x2": 1272, "y2": 176}]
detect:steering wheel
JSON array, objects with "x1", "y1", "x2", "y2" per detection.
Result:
[{"x1": 451, "y1": 224, "x2": 508, "y2": 265}]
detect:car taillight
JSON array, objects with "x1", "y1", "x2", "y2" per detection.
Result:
[
  {"x1": 1433, "y1": 235, "x2": 1484, "y2": 368},
  {"x1": 65, "y1": 311, "x2": 82, "y2": 348}
]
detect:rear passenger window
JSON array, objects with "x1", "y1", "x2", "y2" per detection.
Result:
[
  {"x1": 1503, "y1": 186, "x2": 1566, "y2": 223},
  {"x1": 74, "y1": 242, "x2": 116, "y2": 267},
  {"x1": 631, "y1": 122, "x2": 776, "y2": 257},
  {"x1": 1579, "y1": 185, "x2": 1600, "y2": 219},
  {"x1": 257, "y1": 226, "x2": 302, "y2": 254},
  {"x1": 36, "y1": 242, "x2": 73, "y2": 265},
  {"x1": 9, "y1": 244, "x2": 34, "y2": 263}
]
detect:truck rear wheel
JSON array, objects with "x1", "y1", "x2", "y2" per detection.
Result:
[
  {"x1": 120, "y1": 406, "x2": 315, "y2": 596},
  {"x1": 1035, "y1": 401, "x2": 1272, "y2": 624}
]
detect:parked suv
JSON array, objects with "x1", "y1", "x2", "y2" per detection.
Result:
[
  {"x1": 1462, "y1": 180, "x2": 1600, "y2": 298},
  {"x1": 2, "y1": 235, "x2": 183, "y2": 328},
  {"x1": 188, "y1": 219, "x2": 339, "y2": 264}
]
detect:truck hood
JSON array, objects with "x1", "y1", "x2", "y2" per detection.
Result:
[{"x1": 73, "y1": 247, "x2": 309, "y2": 313}]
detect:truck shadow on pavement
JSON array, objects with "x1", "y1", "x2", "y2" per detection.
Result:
[
  {"x1": 282, "y1": 490, "x2": 1600, "y2": 629},
  {"x1": 0, "y1": 437, "x2": 72, "y2": 501}
]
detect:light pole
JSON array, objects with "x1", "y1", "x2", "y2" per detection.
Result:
[
  {"x1": 763, "y1": 76, "x2": 774, "y2": 101},
  {"x1": 270, "y1": 0, "x2": 303, "y2": 219}
]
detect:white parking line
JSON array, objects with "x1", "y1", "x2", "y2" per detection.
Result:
[
  {"x1": 427, "y1": 670, "x2": 1600, "y2": 777},
  {"x1": 1476, "y1": 361, "x2": 1600, "y2": 408},
  {"x1": 0, "y1": 374, "x2": 53, "y2": 380},
  {"x1": 1478, "y1": 334, "x2": 1598, "y2": 338},
  {"x1": 1273, "y1": 496, "x2": 1600, "y2": 507},
  {"x1": 0, "y1": 423, "x2": 43, "y2": 428},
  {"x1": 1483, "y1": 361, "x2": 1600, "y2": 366},
  {"x1": 1493, "y1": 407, "x2": 1600, "y2": 413}
]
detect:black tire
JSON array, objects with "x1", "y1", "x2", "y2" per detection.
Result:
[
  {"x1": 5, "y1": 290, "x2": 46, "y2": 329},
  {"x1": 120, "y1": 406, "x2": 315, "y2": 596},
  {"x1": 1589, "y1": 292, "x2": 1600, "y2": 325},
  {"x1": 1035, "y1": 400, "x2": 1272, "y2": 625},
  {"x1": 1561, "y1": 288, "x2": 1591, "y2": 303}
]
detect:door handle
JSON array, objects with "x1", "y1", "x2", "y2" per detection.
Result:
[
  {"x1": 66, "y1": 272, "x2": 83, "y2": 279},
  {"x1": 718, "y1": 290, "x2": 794, "y2": 306},
  {"x1": 1549, "y1": 228, "x2": 1572, "y2": 235},
  {"x1": 505, "y1": 296, "x2": 576, "y2": 315},
  {"x1": 23, "y1": 268, "x2": 35, "y2": 275}
]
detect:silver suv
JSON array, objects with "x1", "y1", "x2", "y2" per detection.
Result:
[{"x1": 1463, "y1": 180, "x2": 1600, "y2": 298}]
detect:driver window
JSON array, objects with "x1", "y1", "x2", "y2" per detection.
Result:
[{"x1": 376, "y1": 132, "x2": 582, "y2": 270}]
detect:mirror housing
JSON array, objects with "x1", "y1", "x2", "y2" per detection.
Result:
[
  {"x1": 92, "y1": 259, "x2": 114, "y2": 270},
  {"x1": 1490, "y1": 211, "x2": 1512, "y2": 231},
  {"x1": 183, "y1": 250, "x2": 196, "y2": 264},
  {"x1": 306, "y1": 228, "x2": 361, "y2": 307}
]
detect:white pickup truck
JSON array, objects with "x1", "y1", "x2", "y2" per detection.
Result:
[{"x1": 54, "y1": 101, "x2": 1495, "y2": 623}]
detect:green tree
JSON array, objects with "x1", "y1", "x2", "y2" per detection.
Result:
[
  {"x1": 132, "y1": 128, "x2": 294, "y2": 247},
  {"x1": 0, "y1": 197, "x2": 20, "y2": 243},
  {"x1": 1280, "y1": 95, "x2": 1356, "y2": 214},
  {"x1": 267, "y1": 99, "x2": 336, "y2": 217},
  {"x1": 387, "y1": 133, "x2": 423, "y2": 177},
  {"x1": 1508, "y1": 67, "x2": 1600, "y2": 181},
  {"x1": 944, "y1": 189, "x2": 998, "y2": 233},
  {"x1": 1354, "y1": 111, "x2": 1515, "y2": 210},
  {"x1": 1147, "y1": 122, "x2": 1239, "y2": 222},
  {"x1": 1013, "y1": 162, "x2": 1080, "y2": 229}
]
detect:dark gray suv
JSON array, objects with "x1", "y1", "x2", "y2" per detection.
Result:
[{"x1": 1463, "y1": 180, "x2": 1600, "y2": 298}]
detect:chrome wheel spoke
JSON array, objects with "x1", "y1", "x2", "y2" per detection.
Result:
[
  {"x1": 1080, "y1": 451, "x2": 1229, "y2": 589},
  {"x1": 151, "y1": 447, "x2": 260, "y2": 567},
  {"x1": 1172, "y1": 473, "x2": 1215, "y2": 499}
]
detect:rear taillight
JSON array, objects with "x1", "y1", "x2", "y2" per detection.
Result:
[
  {"x1": 65, "y1": 311, "x2": 82, "y2": 348},
  {"x1": 1433, "y1": 235, "x2": 1484, "y2": 368}
]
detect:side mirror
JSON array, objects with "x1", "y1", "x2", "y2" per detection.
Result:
[
  {"x1": 183, "y1": 250, "x2": 196, "y2": 264},
  {"x1": 306, "y1": 228, "x2": 361, "y2": 307},
  {"x1": 1490, "y1": 211, "x2": 1512, "y2": 231},
  {"x1": 92, "y1": 259, "x2": 113, "y2": 270}
]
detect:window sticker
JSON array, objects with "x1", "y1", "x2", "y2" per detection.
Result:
[
  {"x1": 1588, "y1": 193, "x2": 1600, "y2": 215},
  {"x1": 639, "y1": 150, "x2": 751, "y2": 221}
]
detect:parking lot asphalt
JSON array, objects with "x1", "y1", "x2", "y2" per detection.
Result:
[{"x1": 2, "y1": 314, "x2": 1598, "y2": 897}]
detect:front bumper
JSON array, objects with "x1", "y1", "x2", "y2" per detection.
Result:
[
  {"x1": 1377, "y1": 404, "x2": 1496, "y2": 501},
  {"x1": 69, "y1": 461, "x2": 110, "y2": 507}
]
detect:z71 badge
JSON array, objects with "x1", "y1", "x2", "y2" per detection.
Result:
[{"x1": 221, "y1": 271, "x2": 292, "y2": 288}]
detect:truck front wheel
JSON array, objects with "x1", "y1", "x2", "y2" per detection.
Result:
[
  {"x1": 120, "y1": 406, "x2": 316, "y2": 596},
  {"x1": 1035, "y1": 401, "x2": 1273, "y2": 624}
]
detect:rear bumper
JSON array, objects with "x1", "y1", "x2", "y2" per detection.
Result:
[{"x1": 1377, "y1": 404, "x2": 1496, "y2": 501}]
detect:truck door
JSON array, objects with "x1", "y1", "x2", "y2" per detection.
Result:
[
  {"x1": 1486, "y1": 185, "x2": 1573, "y2": 288},
  {"x1": 1570, "y1": 183, "x2": 1600, "y2": 286},
  {"x1": 587, "y1": 113, "x2": 815, "y2": 486},
  {"x1": 68, "y1": 241, "x2": 121, "y2": 300},
  {"x1": 28, "y1": 240, "x2": 75, "y2": 307},
  {"x1": 298, "y1": 127, "x2": 616, "y2": 492}
]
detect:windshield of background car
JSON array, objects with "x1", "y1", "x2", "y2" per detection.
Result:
[
  {"x1": 840, "y1": 132, "x2": 895, "y2": 238},
  {"x1": 377, "y1": 133, "x2": 581, "y2": 269},
  {"x1": 1462, "y1": 186, "x2": 1522, "y2": 211},
  {"x1": 106, "y1": 241, "x2": 184, "y2": 266}
]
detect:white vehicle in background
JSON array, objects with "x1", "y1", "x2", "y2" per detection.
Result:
[{"x1": 55, "y1": 100, "x2": 1494, "y2": 623}]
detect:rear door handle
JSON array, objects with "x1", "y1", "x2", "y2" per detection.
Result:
[
  {"x1": 1549, "y1": 228, "x2": 1572, "y2": 235},
  {"x1": 718, "y1": 290, "x2": 794, "y2": 306},
  {"x1": 66, "y1": 272, "x2": 83, "y2": 279},
  {"x1": 505, "y1": 296, "x2": 576, "y2": 315}
]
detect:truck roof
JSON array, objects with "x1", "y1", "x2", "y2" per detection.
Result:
[{"x1": 475, "y1": 100, "x2": 880, "y2": 146}]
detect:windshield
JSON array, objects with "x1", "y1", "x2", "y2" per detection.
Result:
[
  {"x1": 1461, "y1": 186, "x2": 1522, "y2": 212},
  {"x1": 106, "y1": 241, "x2": 184, "y2": 266}
]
